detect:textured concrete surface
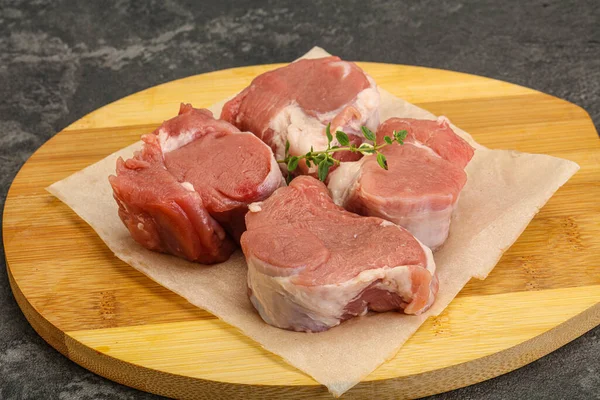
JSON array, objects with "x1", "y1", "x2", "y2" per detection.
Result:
[{"x1": 1, "y1": 1, "x2": 598, "y2": 399}]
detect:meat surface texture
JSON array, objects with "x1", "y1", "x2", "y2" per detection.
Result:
[
  {"x1": 221, "y1": 56, "x2": 380, "y2": 169},
  {"x1": 109, "y1": 104, "x2": 283, "y2": 264},
  {"x1": 329, "y1": 116, "x2": 475, "y2": 250},
  {"x1": 241, "y1": 176, "x2": 437, "y2": 332}
]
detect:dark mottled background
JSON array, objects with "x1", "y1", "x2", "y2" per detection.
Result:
[{"x1": 1, "y1": 0, "x2": 598, "y2": 399}]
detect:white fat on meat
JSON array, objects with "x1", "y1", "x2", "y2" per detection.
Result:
[
  {"x1": 157, "y1": 127, "x2": 198, "y2": 153},
  {"x1": 180, "y1": 181, "x2": 195, "y2": 192},
  {"x1": 247, "y1": 237, "x2": 435, "y2": 332},
  {"x1": 328, "y1": 160, "x2": 364, "y2": 206},
  {"x1": 248, "y1": 202, "x2": 263, "y2": 213},
  {"x1": 269, "y1": 103, "x2": 329, "y2": 161}
]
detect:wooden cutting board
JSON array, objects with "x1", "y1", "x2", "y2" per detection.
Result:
[{"x1": 3, "y1": 62, "x2": 600, "y2": 400}]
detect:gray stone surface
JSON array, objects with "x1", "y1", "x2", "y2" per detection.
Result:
[{"x1": 0, "y1": 0, "x2": 598, "y2": 399}]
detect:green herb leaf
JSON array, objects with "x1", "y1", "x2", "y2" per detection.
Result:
[
  {"x1": 383, "y1": 135, "x2": 393, "y2": 145},
  {"x1": 314, "y1": 153, "x2": 326, "y2": 164},
  {"x1": 317, "y1": 159, "x2": 333, "y2": 181},
  {"x1": 335, "y1": 130, "x2": 350, "y2": 146},
  {"x1": 287, "y1": 156, "x2": 299, "y2": 172},
  {"x1": 285, "y1": 140, "x2": 290, "y2": 155},
  {"x1": 306, "y1": 159, "x2": 311, "y2": 168},
  {"x1": 377, "y1": 153, "x2": 388, "y2": 170},
  {"x1": 286, "y1": 174, "x2": 293, "y2": 184},
  {"x1": 325, "y1": 123, "x2": 333, "y2": 144},
  {"x1": 361, "y1": 126, "x2": 376, "y2": 141},
  {"x1": 393, "y1": 129, "x2": 408, "y2": 144}
]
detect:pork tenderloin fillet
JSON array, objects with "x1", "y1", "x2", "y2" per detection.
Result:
[
  {"x1": 241, "y1": 176, "x2": 437, "y2": 332},
  {"x1": 329, "y1": 117, "x2": 474, "y2": 250},
  {"x1": 109, "y1": 104, "x2": 283, "y2": 264},
  {"x1": 221, "y1": 56, "x2": 380, "y2": 171}
]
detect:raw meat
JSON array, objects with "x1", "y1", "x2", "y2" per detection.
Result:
[
  {"x1": 379, "y1": 117, "x2": 475, "y2": 168},
  {"x1": 329, "y1": 117, "x2": 474, "y2": 250},
  {"x1": 109, "y1": 104, "x2": 283, "y2": 264},
  {"x1": 221, "y1": 56, "x2": 380, "y2": 170},
  {"x1": 241, "y1": 176, "x2": 437, "y2": 332}
]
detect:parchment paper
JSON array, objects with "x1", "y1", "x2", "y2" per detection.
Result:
[{"x1": 47, "y1": 47, "x2": 579, "y2": 397}]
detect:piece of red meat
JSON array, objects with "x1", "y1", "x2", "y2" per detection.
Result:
[
  {"x1": 329, "y1": 117, "x2": 475, "y2": 250},
  {"x1": 377, "y1": 117, "x2": 474, "y2": 168},
  {"x1": 241, "y1": 176, "x2": 437, "y2": 332},
  {"x1": 221, "y1": 56, "x2": 381, "y2": 173},
  {"x1": 109, "y1": 104, "x2": 282, "y2": 264}
]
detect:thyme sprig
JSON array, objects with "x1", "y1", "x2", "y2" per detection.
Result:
[{"x1": 277, "y1": 124, "x2": 408, "y2": 182}]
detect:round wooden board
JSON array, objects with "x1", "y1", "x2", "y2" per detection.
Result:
[{"x1": 4, "y1": 62, "x2": 600, "y2": 400}]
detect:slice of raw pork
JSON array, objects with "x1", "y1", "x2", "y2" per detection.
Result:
[
  {"x1": 221, "y1": 56, "x2": 380, "y2": 168},
  {"x1": 329, "y1": 117, "x2": 475, "y2": 250},
  {"x1": 241, "y1": 176, "x2": 437, "y2": 332},
  {"x1": 109, "y1": 104, "x2": 282, "y2": 264}
]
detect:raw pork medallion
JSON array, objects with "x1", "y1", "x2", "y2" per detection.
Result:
[
  {"x1": 221, "y1": 56, "x2": 380, "y2": 169},
  {"x1": 241, "y1": 176, "x2": 438, "y2": 332},
  {"x1": 329, "y1": 117, "x2": 475, "y2": 250},
  {"x1": 109, "y1": 104, "x2": 283, "y2": 264}
]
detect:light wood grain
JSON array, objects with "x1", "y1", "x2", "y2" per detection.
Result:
[
  {"x1": 66, "y1": 285, "x2": 600, "y2": 384},
  {"x1": 3, "y1": 62, "x2": 599, "y2": 400}
]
